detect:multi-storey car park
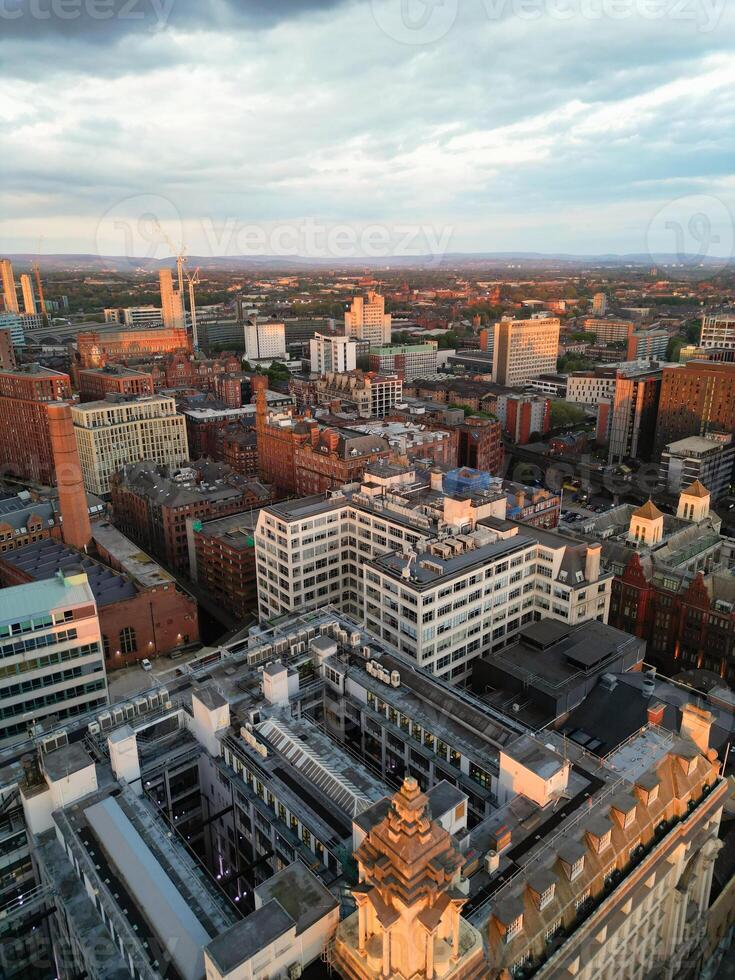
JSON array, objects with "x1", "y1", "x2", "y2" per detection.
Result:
[{"x1": 0, "y1": 608, "x2": 731, "y2": 980}]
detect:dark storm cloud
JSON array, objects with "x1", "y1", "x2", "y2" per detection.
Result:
[{"x1": 0, "y1": 0, "x2": 354, "y2": 40}]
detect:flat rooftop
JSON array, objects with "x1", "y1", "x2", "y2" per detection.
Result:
[{"x1": 91, "y1": 522, "x2": 175, "y2": 589}]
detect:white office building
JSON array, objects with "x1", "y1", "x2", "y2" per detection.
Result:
[
  {"x1": 701, "y1": 312, "x2": 735, "y2": 350},
  {"x1": 254, "y1": 466, "x2": 611, "y2": 685},
  {"x1": 310, "y1": 332, "x2": 357, "y2": 374},
  {"x1": 245, "y1": 318, "x2": 287, "y2": 361}
]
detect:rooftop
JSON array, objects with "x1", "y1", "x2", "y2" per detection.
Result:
[{"x1": 0, "y1": 570, "x2": 94, "y2": 623}]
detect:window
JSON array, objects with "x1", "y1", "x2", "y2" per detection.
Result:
[
  {"x1": 119, "y1": 627, "x2": 137, "y2": 654},
  {"x1": 506, "y1": 915, "x2": 523, "y2": 942},
  {"x1": 538, "y1": 884, "x2": 555, "y2": 910}
]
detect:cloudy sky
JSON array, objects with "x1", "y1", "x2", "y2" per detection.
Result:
[{"x1": 1, "y1": 0, "x2": 734, "y2": 258}]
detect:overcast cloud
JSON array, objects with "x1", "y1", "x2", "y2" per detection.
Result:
[{"x1": 1, "y1": 0, "x2": 734, "y2": 257}]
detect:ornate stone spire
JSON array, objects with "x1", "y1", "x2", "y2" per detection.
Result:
[{"x1": 333, "y1": 777, "x2": 486, "y2": 979}]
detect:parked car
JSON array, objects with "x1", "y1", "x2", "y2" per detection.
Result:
[{"x1": 141, "y1": 658, "x2": 152, "y2": 671}]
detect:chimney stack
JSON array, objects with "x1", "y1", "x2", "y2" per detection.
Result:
[
  {"x1": 585, "y1": 542, "x2": 601, "y2": 583},
  {"x1": 680, "y1": 703, "x2": 714, "y2": 754},
  {"x1": 47, "y1": 402, "x2": 92, "y2": 552}
]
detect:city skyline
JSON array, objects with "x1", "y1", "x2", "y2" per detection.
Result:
[{"x1": 2, "y1": 1, "x2": 735, "y2": 257}]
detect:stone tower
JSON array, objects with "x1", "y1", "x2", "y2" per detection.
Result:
[{"x1": 333, "y1": 776, "x2": 486, "y2": 979}]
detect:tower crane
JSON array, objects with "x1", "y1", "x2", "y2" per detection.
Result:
[{"x1": 186, "y1": 267, "x2": 201, "y2": 351}]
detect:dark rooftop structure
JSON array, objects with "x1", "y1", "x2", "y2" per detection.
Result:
[{"x1": 472, "y1": 619, "x2": 645, "y2": 724}]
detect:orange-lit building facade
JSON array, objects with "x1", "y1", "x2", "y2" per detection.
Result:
[
  {"x1": 78, "y1": 365, "x2": 155, "y2": 402},
  {"x1": 655, "y1": 360, "x2": 735, "y2": 453},
  {"x1": 76, "y1": 327, "x2": 190, "y2": 368},
  {"x1": 456, "y1": 418, "x2": 504, "y2": 474},
  {"x1": 0, "y1": 365, "x2": 72, "y2": 485}
]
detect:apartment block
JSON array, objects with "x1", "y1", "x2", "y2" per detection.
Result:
[
  {"x1": 0, "y1": 258, "x2": 19, "y2": 313},
  {"x1": 701, "y1": 311, "x2": 735, "y2": 350},
  {"x1": 566, "y1": 368, "x2": 619, "y2": 405},
  {"x1": 309, "y1": 332, "x2": 357, "y2": 374},
  {"x1": 0, "y1": 569, "x2": 107, "y2": 746},
  {"x1": 71, "y1": 395, "x2": 189, "y2": 495},
  {"x1": 582, "y1": 316, "x2": 634, "y2": 343},
  {"x1": 492, "y1": 317, "x2": 561, "y2": 386},
  {"x1": 368, "y1": 342, "x2": 437, "y2": 380},
  {"x1": 345, "y1": 291, "x2": 392, "y2": 345},
  {"x1": 655, "y1": 361, "x2": 735, "y2": 454},
  {"x1": 78, "y1": 365, "x2": 155, "y2": 403},
  {"x1": 627, "y1": 329, "x2": 669, "y2": 361},
  {"x1": 607, "y1": 365, "x2": 663, "y2": 462},
  {"x1": 0, "y1": 364, "x2": 72, "y2": 485},
  {"x1": 659, "y1": 435, "x2": 735, "y2": 499},
  {"x1": 245, "y1": 318, "x2": 286, "y2": 361},
  {"x1": 159, "y1": 268, "x2": 185, "y2": 330}
]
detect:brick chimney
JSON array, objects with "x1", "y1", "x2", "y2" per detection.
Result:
[
  {"x1": 47, "y1": 402, "x2": 92, "y2": 552},
  {"x1": 647, "y1": 702, "x2": 666, "y2": 726}
]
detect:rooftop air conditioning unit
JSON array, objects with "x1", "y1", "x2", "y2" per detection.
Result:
[
  {"x1": 390, "y1": 670, "x2": 401, "y2": 688},
  {"x1": 288, "y1": 964, "x2": 303, "y2": 980},
  {"x1": 56, "y1": 728, "x2": 69, "y2": 748},
  {"x1": 124, "y1": 703, "x2": 136, "y2": 720},
  {"x1": 350, "y1": 632, "x2": 361, "y2": 647},
  {"x1": 361, "y1": 646, "x2": 371, "y2": 660},
  {"x1": 40, "y1": 734, "x2": 59, "y2": 754},
  {"x1": 87, "y1": 722, "x2": 101, "y2": 737},
  {"x1": 148, "y1": 693, "x2": 160, "y2": 710},
  {"x1": 112, "y1": 707, "x2": 124, "y2": 725},
  {"x1": 98, "y1": 712, "x2": 112, "y2": 731},
  {"x1": 158, "y1": 688, "x2": 168, "y2": 703},
  {"x1": 135, "y1": 697, "x2": 149, "y2": 715}
]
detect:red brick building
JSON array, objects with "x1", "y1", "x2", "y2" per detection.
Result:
[
  {"x1": 293, "y1": 427, "x2": 390, "y2": 495},
  {"x1": 0, "y1": 364, "x2": 72, "y2": 484},
  {"x1": 655, "y1": 360, "x2": 735, "y2": 454},
  {"x1": 0, "y1": 536, "x2": 198, "y2": 670},
  {"x1": 76, "y1": 327, "x2": 190, "y2": 369},
  {"x1": 609, "y1": 552, "x2": 735, "y2": 685},
  {"x1": 456, "y1": 417, "x2": 504, "y2": 474},
  {"x1": 190, "y1": 511, "x2": 260, "y2": 623},
  {"x1": 220, "y1": 425, "x2": 258, "y2": 475},
  {"x1": 150, "y1": 353, "x2": 242, "y2": 391},
  {"x1": 110, "y1": 458, "x2": 273, "y2": 574},
  {"x1": 78, "y1": 365, "x2": 155, "y2": 402},
  {"x1": 502, "y1": 393, "x2": 551, "y2": 444}
]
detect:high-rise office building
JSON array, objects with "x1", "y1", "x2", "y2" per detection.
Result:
[
  {"x1": 0, "y1": 259, "x2": 19, "y2": 314},
  {"x1": 606, "y1": 364, "x2": 663, "y2": 463},
  {"x1": 71, "y1": 395, "x2": 189, "y2": 495},
  {"x1": 20, "y1": 273, "x2": 36, "y2": 315},
  {"x1": 0, "y1": 327, "x2": 16, "y2": 370},
  {"x1": 159, "y1": 268, "x2": 185, "y2": 330},
  {"x1": 492, "y1": 316, "x2": 560, "y2": 386},
  {"x1": 701, "y1": 311, "x2": 735, "y2": 350},
  {"x1": 655, "y1": 360, "x2": 735, "y2": 454},
  {"x1": 309, "y1": 332, "x2": 357, "y2": 374},
  {"x1": 345, "y1": 291, "x2": 392, "y2": 345},
  {"x1": 244, "y1": 318, "x2": 286, "y2": 361}
]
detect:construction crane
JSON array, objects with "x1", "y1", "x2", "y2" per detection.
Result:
[
  {"x1": 32, "y1": 236, "x2": 48, "y2": 326},
  {"x1": 186, "y1": 266, "x2": 201, "y2": 351}
]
